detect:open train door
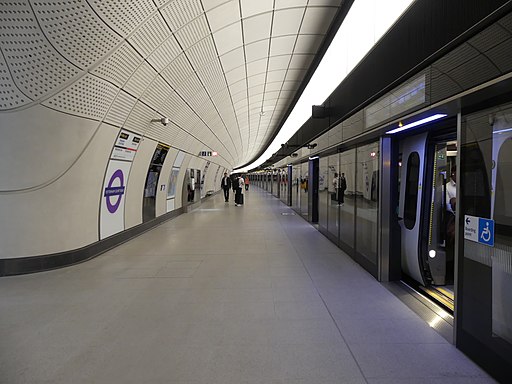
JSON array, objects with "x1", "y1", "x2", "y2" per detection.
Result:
[{"x1": 398, "y1": 133, "x2": 428, "y2": 286}]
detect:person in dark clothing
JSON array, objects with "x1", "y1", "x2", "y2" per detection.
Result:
[
  {"x1": 231, "y1": 174, "x2": 239, "y2": 201},
  {"x1": 220, "y1": 172, "x2": 232, "y2": 202},
  {"x1": 339, "y1": 172, "x2": 347, "y2": 204}
]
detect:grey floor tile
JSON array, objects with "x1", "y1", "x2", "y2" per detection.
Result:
[
  {"x1": 270, "y1": 343, "x2": 365, "y2": 381},
  {"x1": 338, "y1": 316, "x2": 448, "y2": 344},
  {"x1": 275, "y1": 300, "x2": 332, "y2": 320},
  {"x1": 350, "y1": 343, "x2": 491, "y2": 380}
]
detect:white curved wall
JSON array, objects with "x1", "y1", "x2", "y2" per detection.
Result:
[
  {"x1": 0, "y1": 106, "x2": 100, "y2": 191},
  {"x1": 0, "y1": 122, "x2": 116, "y2": 258}
]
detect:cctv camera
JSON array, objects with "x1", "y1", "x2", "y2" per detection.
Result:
[{"x1": 161, "y1": 117, "x2": 170, "y2": 126}]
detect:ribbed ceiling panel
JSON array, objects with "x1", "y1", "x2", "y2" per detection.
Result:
[
  {"x1": 129, "y1": 13, "x2": 171, "y2": 57},
  {"x1": 161, "y1": 0, "x2": 204, "y2": 31},
  {"x1": 174, "y1": 14, "x2": 210, "y2": 49},
  {"x1": 104, "y1": 90, "x2": 138, "y2": 127},
  {"x1": 123, "y1": 101, "x2": 154, "y2": 134},
  {"x1": 161, "y1": 53, "x2": 194, "y2": 88},
  {"x1": 124, "y1": 62, "x2": 158, "y2": 99},
  {"x1": 92, "y1": 43, "x2": 143, "y2": 87},
  {"x1": 147, "y1": 37, "x2": 182, "y2": 72}
]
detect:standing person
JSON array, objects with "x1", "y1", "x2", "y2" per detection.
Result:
[
  {"x1": 339, "y1": 172, "x2": 347, "y2": 205},
  {"x1": 235, "y1": 175, "x2": 244, "y2": 206},
  {"x1": 445, "y1": 166, "x2": 457, "y2": 279},
  {"x1": 244, "y1": 175, "x2": 250, "y2": 191},
  {"x1": 220, "y1": 172, "x2": 232, "y2": 202},
  {"x1": 446, "y1": 166, "x2": 456, "y2": 214},
  {"x1": 188, "y1": 172, "x2": 195, "y2": 202},
  {"x1": 333, "y1": 173, "x2": 339, "y2": 204},
  {"x1": 231, "y1": 174, "x2": 238, "y2": 202}
]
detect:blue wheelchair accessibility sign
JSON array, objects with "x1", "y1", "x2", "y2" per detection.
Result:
[{"x1": 478, "y1": 218, "x2": 494, "y2": 247}]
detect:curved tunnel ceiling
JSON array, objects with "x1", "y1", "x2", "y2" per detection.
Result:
[{"x1": 0, "y1": 0, "x2": 345, "y2": 168}]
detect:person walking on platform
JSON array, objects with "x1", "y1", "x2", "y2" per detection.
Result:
[
  {"x1": 221, "y1": 172, "x2": 232, "y2": 202},
  {"x1": 235, "y1": 175, "x2": 244, "y2": 206},
  {"x1": 244, "y1": 175, "x2": 250, "y2": 191}
]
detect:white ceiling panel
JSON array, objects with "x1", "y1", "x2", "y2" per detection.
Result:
[
  {"x1": 220, "y1": 48, "x2": 245, "y2": 73},
  {"x1": 161, "y1": 0, "x2": 203, "y2": 31},
  {"x1": 230, "y1": 80, "x2": 248, "y2": 95},
  {"x1": 124, "y1": 62, "x2": 158, "y2": 99},
  {"x1": 243, "y1": 13, "x2": 273, "y2": 44},
  {"x1": 92, "y1": 43, "x2": 144, "y2": 88},
  {"x1": 248, "y1": 84, "x2": 265, "y2": 97},
  {"x1": 273, "y1": 8, "x2": 305, "y2": 37},
  {"x1": 141, "y1": 76, "x2": 175, "y2": 108},
  {"x1": 43, "y1": 74, "x2": 118, "y2": 120},
  {"x1": 285, "y1": 68, "x2": 307, "y2": 82},
  {"x1": 161, "y1": 53, "x2": 195, "y2": 88},
  {"x1": 270, "y1": 35, "x2": 297, "y2": 56},
  {"x1": 231, "y1": 89, "x2": 249, "y2": 104},
  {"x1": 174, "y1": 15, "x2": 210, "y2": 49},
  {"x1": 268, "y1": 55, "x2": 292, "y2": 71},
  {"x1": 308, "y1": 0, "x2": 343, "y2": 7},
  {"x1": 32, "y1": 1, "x2": 121, "y2": 69},
  {"x1": 246, "y1": 59, "x2": 268, "y2": 77},
  {"x1": 294, "y1": 34, "x2": 324, "y2": 54},
  {"x1": 89, "y1": 0, "x2": 155, "y2": 37},
  {"x1": 225, "y1": 67, "x2": 247, "y2": 85},
  {"x1": 198, "y1": 61, "x2": 227, "y2": 95},
  {"x1": 289, "y1": 54, "x2": 315, "y2": 69},
  {"x1": 213, "y1": 23, "x2": 243, "y2": 55},
  {"x1": 240, "y1": 0, "x2": 274, "y2": 18},
  {"x1": 245, "y1": 40, "x2": 271, "y2": 62},
  {"x1": 177, "y1": 75, "x2": 205, "y2": 101},
  {"x1": 129, "y1": 13, "x2": 171, "y2": 57},
  {"x1": 147, "y1": 37, "x2": 183, "y2": 72},
  {"x1": 104, "y1": 90, "x2": 138, "y2": 127},
  {"x1": 123, "y1": 101, "x2": 154, "y2": 134},
  {"x1": 206, "y1": 1, "x2": 241, "y2": 32},
  {"x1": 264, "y1": 91, "x2": 282, "y2": 101},
  {"x1": 301, "y1": 6, "x2": 338, "y2": 35},
  {"x1": 281, "y1": 80, "x2": 301, "y2": 90},
  {"x1": 266, "y1": 69, "x2": 288, "y2": 83},
  {"x1": 0, "y1": 53, "x2": 30, "y2": 110},
  {"x1": 186, "y1": 36, "x2": 218, "y2": 70},
  {"x1": 275, "y1": 0, "x2": 308, "y2": 9},
  {"x1": 247, "y1": 73, "x2": 266, "y2": 88},
  {"x1": 265, "y1": 81, "x2": 284, "y2": 92},
  {"x1": 202, "y1": 0, "x2": 230, "y2": 12}
]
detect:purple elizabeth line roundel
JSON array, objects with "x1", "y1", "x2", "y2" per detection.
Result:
[{"x1": 104, "y1": 169, "x2": 126, "y2": 214}]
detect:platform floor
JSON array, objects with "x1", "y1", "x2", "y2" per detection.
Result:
[{"x1": 0, "y1": 188, "x2": 496, "y2": 383}]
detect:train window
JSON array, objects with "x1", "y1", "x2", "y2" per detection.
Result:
[{"x1": 404, "y1": 152, "x2": 420, "y2": 229}]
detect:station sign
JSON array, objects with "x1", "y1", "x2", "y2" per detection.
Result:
[
  {"x1": 464, "y1": 215, "x2": 494, "y2": 247},
  {"x1": 111, "y1": 130, "x2": 142, "y2": 161},
  {"x1": 199, "y1": 151, "x2": 218, "y2": 157}
]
